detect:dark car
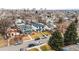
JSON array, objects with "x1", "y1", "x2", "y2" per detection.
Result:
[
  {"x1": 20, "y1": 48, "x2": 24, "y2": 51},
  {"x1": 28, "y1": 44, "x2": 36, "y2": 47},
  {"x1": 35, "y1": 38, "x2": 40, "y2": 40}
]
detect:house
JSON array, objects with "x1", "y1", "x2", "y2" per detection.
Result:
[
  {"x1": 15, "y1": 18, "x2": 25, "y2": 27},
  {"x1": 43, "y1": 25, "x2": 51, "y2": 30},
  {"x1": 5, "y1": 27, "x2": 20, "y2": 38},
  {"x1": 18, "y1": 25, "x2": 32, "y2": 34},
  {"x1": 15, "y1": 19, "x2": 32, "y2": 34},
  {"x1": 31, "y1": 22, "x2": 45, "y2": 32},
  {"x1": 45, "y1": 17, "x2": 57, "y2": 29}
]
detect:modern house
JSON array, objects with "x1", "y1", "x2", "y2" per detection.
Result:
[
  {"x1": 18, "y1": 25, "x2": 32, "y2": 34},
  {"x1": 31, "y1": 22, "x2": 45, "y2": 32}
]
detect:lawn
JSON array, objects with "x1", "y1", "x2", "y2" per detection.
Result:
[
  {"x1": 0, "y1": 39, "x2": 7, "y2": 48},
  {"x1": 42, "y1": 31, "x2": 51, "y2": 35},
  {"x1": 0, "y1": 35, "x2": 5, "y2": 47},
  {"x1": 28, "y1": 48, "x2": 39, "y2": 51},
  {"x1": 27, "y1": 43, "x2": 54, "y2": 51},
  {"x1": 40, "y1": 44, "x2": 52, "y2": 51},
  {"x1": 31, "y1": 31, "x2": 51, "y2": 39}
]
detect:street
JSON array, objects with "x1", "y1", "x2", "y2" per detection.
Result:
[{"x1": 0, "y1": 36, "x2": 50, "y2": 51}]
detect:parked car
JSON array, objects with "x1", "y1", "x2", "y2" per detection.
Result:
[
  {"x1": 42, "y1": 35, "x2": 47, "y2": 38},
  {"x1": 28, "y1": 44, "x2": 36, "y2": 47},
  {"x1": 14, "y1": 41, "x2": 22, "y2": 46},
  {"x1": 20, "y1": 48, "x2": 24, "y2": 51},
  {"x1": 40, "y1": 36, "x2": 47, "y2": 39},
  {"x1": 35, "y1": 38, "x2": 40, "y2": 40}
]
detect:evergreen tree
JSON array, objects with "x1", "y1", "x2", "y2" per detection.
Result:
[
  {"x1": 75, "y1": 17, "x2": 78, "y2": 24},
  {"x1": 48, "y1": 30, "x2": 63, "y2": 51},
  {"x1": 76, "y1": 37, "x2": 79, "y2": 43},
  {"x1": 64, "y1": 22, "x2": 78, "y2": 46}
]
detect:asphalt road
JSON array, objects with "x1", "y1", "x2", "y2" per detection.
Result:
[{"x1": 0, "y1": 36, "x2": 50, "y2": 51}]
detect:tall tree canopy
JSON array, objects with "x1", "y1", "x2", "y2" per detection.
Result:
[
  {"x1": 64, "y1": 21, "x2": 78, "y2": 46},
  {"x1": 48, "y1": 30, "x2": 63, "y2": 51}
]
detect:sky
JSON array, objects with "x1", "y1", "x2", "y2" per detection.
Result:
[{"x1": 0, "y1": 0, "x2": 79, "y2": 9}]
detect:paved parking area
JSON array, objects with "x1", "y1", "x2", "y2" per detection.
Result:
[{"x1": 63, "y1": 44, "x2": 79, "y2": 51}]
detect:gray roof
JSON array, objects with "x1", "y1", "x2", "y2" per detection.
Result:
[
  {"x1": 32, "y1": 22, "x2": 44, "y2": 28},
  {"x1": 18, "y1": 25, "x2": 32, "y2": 33}
]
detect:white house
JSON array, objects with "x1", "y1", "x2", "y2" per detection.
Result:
[
  {"x1": 31, "y1": 25, "x2": 38, "y2": 31},
  {"x1": 46, "y1": 17, "x2": 57, "y2": 29},
  {"x1": 31, "y1": 22, "x2": 45, "y2": 32},
  {"x1": 31, "y1": 22, "x2": 51, "y2": 31},
  {"x1": 15, "y1": 19, "x2": 25, "y2": 27},
  {"x1": 44, "y1": 25, "x2": 51, "y2": 30}
]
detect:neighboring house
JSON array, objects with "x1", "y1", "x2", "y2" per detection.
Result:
[
  {"x1": 15, "y1": 19, "x2": 25, "y2": 27},
  {"x1": 6, "y1": 27, "x2": 20, "y2": 38},
  {"x1": 44, "y1": 25, "x2": 51, "y2": 30},
  {"x1": 46, "y1": 17, "x2": 57, "y2": 29},
  {"x1": 31, "y1": 25, "x2": 38, "y2": 31},
  {"x1": 18, "y1": 25, "x2": 32, "y2": 34},
  {"x1": 15, "y1": 19, "x2": 32, "y2": 34},
  {"x1": 31, "y1": 22, "x2": 45, "y2": 32},
  {"x1": 63, "y1": 16, "x2": 69, "y2": 20}
]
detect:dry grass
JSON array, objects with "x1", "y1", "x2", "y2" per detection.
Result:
[
  {"x1": 40, "y1": 44, "x2": 52, "y2": 51},
  {"x1": 0, "y1": 39, "x2": 8, "y2": 48},
  {"x1": 28, "y1": 48, "x2": 39, "y2": 51},
  {"x1": 31, "y1": 31, "x2": 51, "y2": 39}
]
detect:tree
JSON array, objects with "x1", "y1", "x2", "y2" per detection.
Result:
[
  {"x1": 0, "y1": 19, "x2": 12, "y2": 35},
  {"x1": 48, "y1": 30, "x2": 63, "y2": 51},
  {"x1": 58, "y1": 17, "x2": 63, "y2": 23},
  {"x1": 76, "y1": 37, "x2": 79, "y2": 43},
  {"x1": 64, "y1": 22, "x2": 78, "y2": 46},
  {"x1": 74, "y1": 17, "x2": 78, "y2": 24}
]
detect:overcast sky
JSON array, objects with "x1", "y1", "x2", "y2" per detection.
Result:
[{"x1": 0, "y1": 0, "x2": 78, "y2": 9}]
